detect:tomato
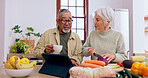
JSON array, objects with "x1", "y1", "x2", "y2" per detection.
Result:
[
  {"x1": 117, "y1": 62, "x2": 121, "y2": 65},
  {"x1": 120, "y1": 63, "x2": 123, "y2": 67},
  {"x1": 117, "y1": 62, "x2": 123, "y2": 67}
]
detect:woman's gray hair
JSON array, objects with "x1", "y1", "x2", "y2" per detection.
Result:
[
  {"x1": 95, "y1": 7, "x2": 114, "y2": 23},
  {"x1": 58, "y1": 9, "x2": 71, "y2": 19}
]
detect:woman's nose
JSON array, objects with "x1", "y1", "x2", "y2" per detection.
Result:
[{"x1": 94, "y1": 20, "x2": 96, "y2": 25}]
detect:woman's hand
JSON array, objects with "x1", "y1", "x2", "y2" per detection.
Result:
[
  {"x1": 71, "y1": 59, "x2": 80, "y2": 66},
  {"x1": 88, "y1": 47, "x2": 96, "y2": 57},
  {"x1": 102, "y1": 53, "x2": 116, "y2": 63},
  {"x1": 45, "y1": 44, "x2": 54, "y2": 53}
]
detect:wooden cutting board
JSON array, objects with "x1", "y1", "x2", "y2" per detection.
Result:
[
  {"x1": 107, "y1": 64, "x2": 132, "y2": 73},
  {"x1": 112, "y1": 67, "x2": 124, "y2": 72}
]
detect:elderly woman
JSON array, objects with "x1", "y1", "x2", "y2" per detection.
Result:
[{"x1": 83, "y1": 7, "x2": 127, "y2": 63}]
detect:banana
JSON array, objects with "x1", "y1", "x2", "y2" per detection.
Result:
[
  {"x1": 4, "y1": 60, "x2": 15, "y2": 69},
  {"x1": 15, "y1": 57, "x2": 37, "y2": 69},
  {"x1": 11, "y1": 60, "x2": 16, "y2": 68}
]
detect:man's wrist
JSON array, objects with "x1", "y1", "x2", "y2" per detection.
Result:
[{"x1": 71, "y1": 58, "x2": 77, "y2": 62}]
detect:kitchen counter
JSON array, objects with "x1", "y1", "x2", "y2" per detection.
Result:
[
  {"x1": 0, "y1": 65, "x2": 59, "y2": 78},
  {"x1": 1, "y1": 64, "x2": 123, "y2": 78},
  {"x1": 1, "y1": 64, "x2": 142, "y2": 78}
]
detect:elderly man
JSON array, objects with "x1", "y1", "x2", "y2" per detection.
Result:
[{"x1": 34, "y1": 9, "x2": 83, "y2": 66}]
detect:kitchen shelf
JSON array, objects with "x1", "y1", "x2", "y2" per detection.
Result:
[
  {"x1": 144, "y1": 29, "x2": 148, "y2": 32},
  {"x1": 145, "y1": 29, "x2": 148, "y2": 32},
  {"x1": 134, "y1": 53, "x2": 148, "y2": 58},
  {"x1": 144, "y1": 17, "x2": 148, "y2": 20}
]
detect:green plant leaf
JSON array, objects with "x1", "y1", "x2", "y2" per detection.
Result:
[
  {"x1": 15, "y1": 38, "x2": 20, "y2": 42},
  {"x1": 34, "y1": 33, "x2": 42, "y2": 37},
  {"x1": 12, "y1": 25, "x2": 22, "y2": 33},
  {"x1": 27, "y1": 27, "x2": 34, "y2": 32},
  {"x1": 12, "y1": 25, "x2": 20, "y2": 30},
  {"x1": 26, "y1": 33, "x2": 31, "y2": 36},
  {"x1": 12, "y1": 25, "x2": 42, "y2": 40}
]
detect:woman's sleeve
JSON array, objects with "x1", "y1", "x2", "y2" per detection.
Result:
[
  {"x1": 83, "y1": 32, "x2": 92, "y2": 56},
  {"x1": 112, "y1": 33, "x2": 127, "y2": 62}
]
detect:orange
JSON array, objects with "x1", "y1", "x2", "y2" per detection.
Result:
[
  {"x1": 9, "y1": 56, "x2": 20, "y2": 66},
  {"x1": 20, "y1": 58, "x2": 30, "y2": 64}
]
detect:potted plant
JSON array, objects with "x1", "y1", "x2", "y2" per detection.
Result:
[
  {"x1": 8, "y1": 41, "x2": 36, "y2": 59},
  {"x1": 11, "y1": 25, "x2": 42, "y2": 53}
]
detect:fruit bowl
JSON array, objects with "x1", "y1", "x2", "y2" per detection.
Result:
[{"x1": 5, "y1": 67, "x2": 34, "y2": 77}]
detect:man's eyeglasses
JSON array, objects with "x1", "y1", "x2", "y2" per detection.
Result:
[{"x1": 58, "y1": 19, "x2": 73, "y2": 24}]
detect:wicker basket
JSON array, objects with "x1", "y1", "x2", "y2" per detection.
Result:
[
  {"x1": 20, "y1": 40, "x2": 35, "y2": 53},
  {"x1": 7, "y1": 53, "x2": 36, "y2": 60}
]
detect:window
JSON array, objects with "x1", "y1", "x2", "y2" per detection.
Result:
[{"x1": 57, "y1": 0, "x2": 88, "y2": 44}]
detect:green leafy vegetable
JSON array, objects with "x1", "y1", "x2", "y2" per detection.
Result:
[{"x1": 10, "y1": 41, "x2": 30, "y2": 54}]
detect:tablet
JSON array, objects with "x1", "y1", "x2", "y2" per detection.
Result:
[{"x1": 39, "y1": 53, "x2": 74, "y2": 78}]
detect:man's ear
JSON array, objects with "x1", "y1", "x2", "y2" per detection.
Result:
[
  {"x1": 56, "y1": 19, "x2": 59, "y2": 26},
  {"x1": 56, "y1": 19, "x2": 59, "y2": 23}
]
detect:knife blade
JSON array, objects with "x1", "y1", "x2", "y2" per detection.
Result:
[{"x1": 93, "y1": 53, "x2": 103, "y2": 58}]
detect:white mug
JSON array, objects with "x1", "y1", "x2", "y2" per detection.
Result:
[{"x1": 53, "y1": 45, "x2": 63, "y2": 53}]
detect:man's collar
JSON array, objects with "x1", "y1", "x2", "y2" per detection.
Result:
[
  {"x1": 69, "y1": 32, "x2": 75, "y2": 40},
  {"x1": 53, "y1": 26, "x2": 59, "y2": 34}
]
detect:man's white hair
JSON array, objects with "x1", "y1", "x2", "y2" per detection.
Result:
[{"x1": 95, "y1": 7, "x2": 114, "y2": 23}]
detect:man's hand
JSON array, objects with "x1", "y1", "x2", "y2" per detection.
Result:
[
  {"x1": 88, "y1": 47, "x2": 96, "y2": 57},
  {"x1": 45, "y1": 44, "x2": 54, "y2": 53},
  {"x1": 71, "y1": 59, "x2": 80, "y2": 66},
  {"x1": 102, "y1": 53, "x2": 116, "y2": 63}
]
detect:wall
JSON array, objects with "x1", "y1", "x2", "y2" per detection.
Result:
[
  {"x1": 144, "y1": 0, "x2": 148, "y2": 27},
  {"x1": 0, "y1": 0, "x2": 5, "y2": 65},
  {"x1": 122, "y1": 0, "x2": 133, "y2": 56},
  {"x1": 144, "y1": 0, "x2": 148, "y2": 16},
  {"x1": 144, "y1": 0, "x2": 148, "y2": 51},
  {"x1": 133, "y1": 0, "x2": 145, "y2": 53},
  {"x1": 4, "y1": 0, "x2": 56, "y2": 62},
  {"x1": 89, "y1": 0, "x2": 124, "y2": 32}
]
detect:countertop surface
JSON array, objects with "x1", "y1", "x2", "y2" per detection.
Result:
[
  {"x1": 0, "y1": 65, "x2": 59, "y2": 78},
  {"x1": 0, "y1": 64, "x2": 132, "y2": 78}
]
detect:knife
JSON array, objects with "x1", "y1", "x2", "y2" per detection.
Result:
[{"x1": 93, "y1": 53, "x2": 103, "y2": 58}]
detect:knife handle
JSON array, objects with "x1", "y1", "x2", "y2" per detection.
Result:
[{"x1": 93, "y1": 53, "x2": 96, "y2": 56}]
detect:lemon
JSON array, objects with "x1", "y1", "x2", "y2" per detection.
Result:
[
  {"x1": 9, "y1": 56, "x2": 20, "y2": 66},
  {"x1": 20, "y1": 58, "x2": 30, "y2": 64}
]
